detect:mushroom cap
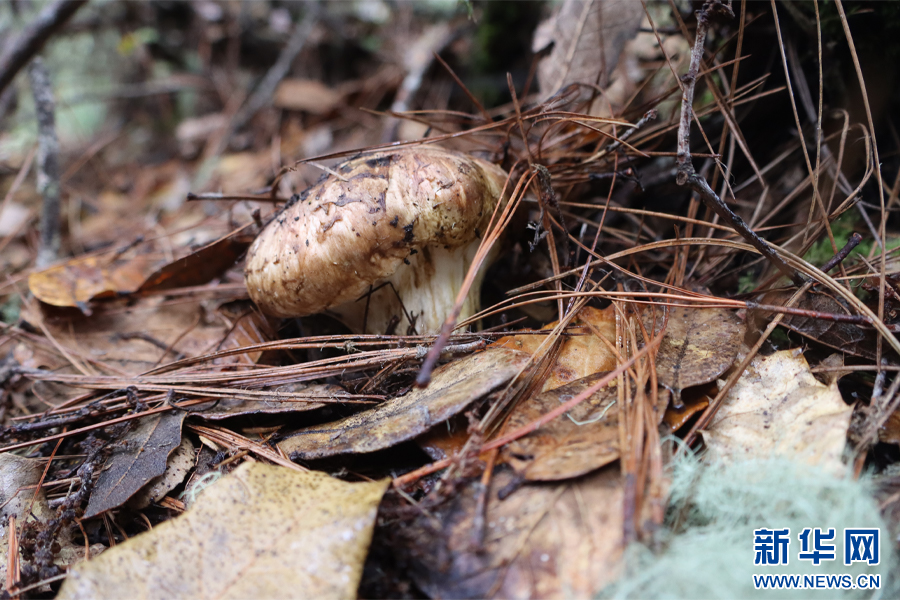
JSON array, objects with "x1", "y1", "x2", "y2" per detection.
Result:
[{"x1": 245, "y1": 146, "x2": 508, "y2": 320}]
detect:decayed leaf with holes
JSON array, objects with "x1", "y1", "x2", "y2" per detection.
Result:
[
  {"x1": 84, "y1": 412, "x2": 187, "y2": 518},
  {"x1": 278, "y1": 348, "x2": 530, "y2": 459},
  {"x1": 532, "y1": 0, "x2": 643, "y2": 99},
  {"x1": 702, "y1": 349, "x2": 853, "y2": 475},
  {"x1": 398, "y1": 466, "x2": 623, "y2": 598},
  {"x1": 491, "y1": 305, "x2": 618, "y2": 392},
  {"x1": 28, "y1": 254, "x2": 162, "y2": 310},
  {"x1": 58, "y1": 463, "x2": 389, "y2": 600},
  {"x1": 643, "y1": 305, "x2": 744, "y2": 404},
  {"x1": 128, "y1": 436, "x2": 195, "y2": 510}
]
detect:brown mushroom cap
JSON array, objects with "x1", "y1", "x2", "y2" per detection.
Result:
[{"x1": 245, "y1": 146, "x2": 508, "y2": 331}]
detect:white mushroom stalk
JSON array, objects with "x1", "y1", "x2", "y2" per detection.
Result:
[{"x1": 245, "y1": 146, "x2": 509, "y2": 334}]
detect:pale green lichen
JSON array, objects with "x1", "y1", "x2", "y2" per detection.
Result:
[{"x1": 601, "y1": 453, "x2": 897, "y2": 599}]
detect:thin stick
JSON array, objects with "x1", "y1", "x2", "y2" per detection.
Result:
[{"x1": 674, "y1": 1, "x2": 803, "y2": 286}]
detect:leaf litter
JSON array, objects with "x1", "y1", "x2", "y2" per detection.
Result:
[{"x1": 2, "y1": 1, "x2": 900, "y2": 597}]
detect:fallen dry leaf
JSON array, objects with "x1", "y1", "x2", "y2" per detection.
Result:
[
  {"x1": 398, "y1": 466, "x2": 623, "y2": 598},
  {"x1": 138, "y1": 232, "x2": 251, "y2": 292},
  {"x1": 84, "y1": 412, "x2": 187, "y2": 518},
  {"x1": 662, "y1": 387, "x2": 711, "y2": 433},
  {"x1": 502, "y1": 372, "x2": 620, "y2": 481},
  {"x1": 491, "y1": 305, "x2": 617, "y2": 392},
  {"x1": 196, "y1": 382, "x2": 345, "y2": 419},
  {"x1": 702, "y1": 349, "x2": 853, "y2": 475},
  {"x1": 33, "y1": 297, "x2": 238, "y2": 375},
  {"x1": 58, "y1": 463, "x2": 389, "y2": 600},
  {"x1": 774, "y1": 291, "x2": 878, "y2": 359},
  {"x1": 211, "y1": 305, "x2": 276, "y2": 366},
  {"x1": 644, "y1": 305, "x2": 744, "y2": 403},
  {"x1": 279, "y1": 348, "x2": 531, "y2": 459},
  {"x1": 532, "y1": 0, "x2": 643, "y2": 99},
  {"x1": 0, "y1": 454, "x2": 55, "y2": 586},
  {"x1": 28, "y1": 254, "x2": 162, "y2": 310},
  {"x1": 128, "y1": 435, "x2": 195, "y2": 510}
]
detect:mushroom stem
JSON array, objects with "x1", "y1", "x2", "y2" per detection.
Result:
[{"x1": 327, "y1": 241, "x2": 497, "y2": 335}]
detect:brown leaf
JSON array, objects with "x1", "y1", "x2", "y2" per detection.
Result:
[
  {"x1": 532, "y1": 0, "x2": 644, "y2": 99},
  {"x1": 84, "y1": 412, "x2": 187, "y2": 519},
  {"x1": 399, "y1": 467, "x2": 623, "y2": 598},
  {"x1": 59, "y1": 463, "x2": 389, "y2": 600},
  {"x1": 211, "y1": 305, "x2": 276, "y2": 366},
  {"x1": 33, "y1": 297, "x2": 239, "y2": 376},
  {"x1": 662, "y1": 386, "x2": 711, "y2": 433},
  {"x1": 197, "y1": 382, "x2": 345, "y2": 420},
  {"x1": 28, "y1": 254, "x2": 162, "y2": 310},
  {"x1": 491, "y1": 305, "x2": 618, "y2": 392},
  {"x1": 644, "y1": 305, "x2": 744, "y2": 402},
  {"x1": 880, "y1": 410, "x2": 900, "y2": 446},
  {"x1": 128, "y1": 436, "x2": 195, "y2": 510},
  {"x1": 278, "y1": 348, "x2": 531, "y2": 460},
  {"x1": 138, "y1": 232, "x2": 252, "y2": 293},
  {"x1": 772, "y1": 291, "x2": 878, "y2": 359},
  {"x1": 702, "y1": 349, "x2": 852, "y2": 476},
  {"x1": 502, "y1": 372, "x2": 620, "y2": 481}
]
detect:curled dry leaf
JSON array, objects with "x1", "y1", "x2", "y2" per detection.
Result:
[
  {"x1": 137, "y1": 231, "x2": 252, "y2": 293},
  {"x1": 28, "y1": 254, "x2": 161, "y2": 310},
  {"x1": 245, "y1": 146, "x2": 509, "y2": 334},
  {"x1": 491, "y1": 305, "x2": 618, "y2": 392},
  {"x1": 398, "y1": 466, "x2": 623, "y2": 598},
  {"x1": 702, "y1": 349, "x2": 853, "y2": 476},
  {"x1": 84, "y1": 412, "x2": 187, "y2": 519},
  {"x1": 28, "y1": 230, "x2": 249, "y2": 311},
  {"x1": 278, "y1": 348, "x2": 530, "y2": 460},
  {"x1": 643, "y1": 305, "x2": 744, "y2": 403},
  {"x1": 58, "y1": 463, "x2": 389, "y2": 600}
]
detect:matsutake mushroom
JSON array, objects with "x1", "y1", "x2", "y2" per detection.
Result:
[{"x1": 245, "y1": 146, "x2": 509, "y2": 334}]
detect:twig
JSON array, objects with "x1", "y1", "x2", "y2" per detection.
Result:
[
  {"x1": 0, "y1": 0, "x2": 87, "y2": 98},
  {"x1": 28, "y1": 57, "x2": 62, "y2": 268},
  {"x1": 821, "y1": 232, "x2": 862, "y2": 273},
  {"x1": 675, "y1": 1, "x2": 804, "y2": 286}
]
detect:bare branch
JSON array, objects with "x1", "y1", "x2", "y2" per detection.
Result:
[
  {"x1": 0, "y1": 0, "x2": 87, "y2": 99},
  {"x1": 674, "y1": 1, "x2": 803, "y2": 286}
]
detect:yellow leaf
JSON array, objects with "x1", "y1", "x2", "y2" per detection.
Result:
[{"x1": 58, "y1": 463, "x2": 389, "y2": 600}]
